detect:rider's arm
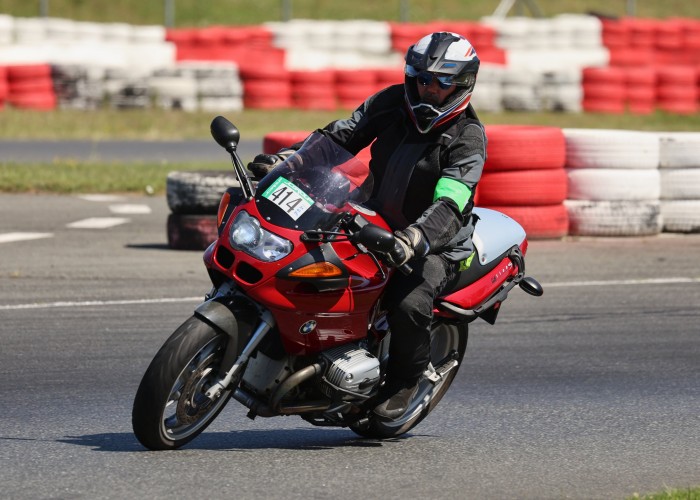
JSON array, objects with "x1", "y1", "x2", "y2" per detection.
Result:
[
  {"x1": 411, "y1": 122, "x2": 486, "y2": 253},
  {"x1": 316, "y1": 86, "x2": 403, "y2": 155}
]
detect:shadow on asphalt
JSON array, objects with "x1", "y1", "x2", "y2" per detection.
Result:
[
  {"x1": 125, "y1": 243, "x2": 173, "y2": 251},
  {"x1": 57, "y1": 428, "x2": 415, "y2": 452}
]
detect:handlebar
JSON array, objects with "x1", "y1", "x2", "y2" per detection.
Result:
[{"x1": 304, "y1": 221, "x2": 413, "y2": 275}]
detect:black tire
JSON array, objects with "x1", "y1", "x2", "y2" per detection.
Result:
[
  {"x1": 166, "y1": 170, "x2": 243, "y2": 215},
  {"x1": 350, "y1": 322, "x2": 468, "y2": 439},
  {"x1": 166, "y1": 213, "x2": 218, "y2": 251},
  {"x1": 132, "y1": 316, "x2": 233, "y2": 450}
]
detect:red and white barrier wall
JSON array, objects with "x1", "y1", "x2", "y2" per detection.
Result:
[
  {"x1": 1, "y1": 14, "x2": 700, "y2": 113},
  {"x1": 262, "y1": 128, "x2": 700, "y2": 238}
]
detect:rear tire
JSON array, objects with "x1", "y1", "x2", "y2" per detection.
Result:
[
  {"x1": 350, "y1": 322, "x2": 468, "y2": 439},
  {"x1": 132, "y1": 316, "x2": 233, "y2": 450}
]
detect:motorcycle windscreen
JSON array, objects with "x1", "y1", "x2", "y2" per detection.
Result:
[{"x1": 254, "y1": 133, "x2": 374, "y2": 231}]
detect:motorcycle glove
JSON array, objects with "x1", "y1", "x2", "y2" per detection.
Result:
[
  {"x1": 247, "y1": 148, "x2": 295, "y2": 179},
  {"x1": 388, "y1": 226, "x2": 430, "y2": 267}
]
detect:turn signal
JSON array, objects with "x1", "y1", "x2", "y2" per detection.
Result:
[
  {"x1": 217, "y1": 191, "x2": 231, "y2": 228},
  {"x1": 288, "y1": 262, "x2": 343, "y2": 278}
]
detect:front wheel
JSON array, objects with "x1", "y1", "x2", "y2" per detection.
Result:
[
  {"x1": 132, "y1": 315, "x2": 233, "y2": 450},
  {"x1": 350, "y1": 322, "x2": 468, "y2": 439}
]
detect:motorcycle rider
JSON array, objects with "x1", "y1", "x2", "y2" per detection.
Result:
[{"x1": 248, "y1": 32, "x2": 485, "y2": 420}]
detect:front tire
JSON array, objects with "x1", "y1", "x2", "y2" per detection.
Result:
[
  {"x1": 351, "y1": 322, "x2": 468, "y2": 439},
  {"x1": 132, "y1": 316, "x2": 233, "y2": 450}
]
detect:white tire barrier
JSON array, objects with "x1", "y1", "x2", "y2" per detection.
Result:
[
  {"x1": 563, "y1": 129, "x2": 662, "y2": 236},
  {"x1": 563, "y1": 129, "x2": 660, "y2": 169},
  {"x1": 567, "y1": 168, "x2": 661, "y2": 201},
  {"x1": 660, "y1": 200, "x2": 700, "y2": 233},
  {"x1": 657, "y1": 132, "x2": 700, "y2": 233},
  {"x1": 660, "y1": 169, "x2": 700, "y2": 200},
  {"x1": 565, "y1": 200, "x2": 662, "y2": 236},
  {"x1": 659, "y1": 133, "x2": 700, "y2": 168}
]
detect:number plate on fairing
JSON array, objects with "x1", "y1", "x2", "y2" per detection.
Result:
[{"x1": 261, "y1": 177, "x2": 313, "y2": 221}]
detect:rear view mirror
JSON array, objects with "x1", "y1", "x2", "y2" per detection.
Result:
[{"x1": 210, "y1": 116, "x2": 240, "y2": 152}]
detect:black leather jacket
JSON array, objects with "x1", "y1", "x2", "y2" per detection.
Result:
[{"x1": 312, "y1": 84, "x2": 486, "y2": 262}]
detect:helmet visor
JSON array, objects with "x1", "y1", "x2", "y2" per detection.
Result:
[{"x1": 405, "y1": 64, "x2": 473, "y2": 88}]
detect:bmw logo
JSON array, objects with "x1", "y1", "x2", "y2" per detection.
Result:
[{"x1": 299, "y1": 320, "x2": 317, "y2": 335}]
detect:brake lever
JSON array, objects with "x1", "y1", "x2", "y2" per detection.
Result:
[{"x1": 300, "y1": 230, "x2": 350, "y2": 243}]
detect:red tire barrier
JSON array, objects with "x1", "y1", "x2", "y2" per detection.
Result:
[
  {"x1": 582, "y1": 67, "x2": 626, "y2": 113},
  {"x1": 7, "y1": 64, "x2": 52, "y2": 81},
  {"x1": 480, "y1": 204, "x2": 569, "y2": 240},
  {"x1": 167, "y1": 214, "x2": 218, "y2": 251},
  {"x1": 6, "y1": 63, "x2": 56, "y2": 110},
  {"x1": 375, "y1": 68, "x2": 404, "y2": 87},
  {"x1": 477, "y1": 169, "x2": 568, "y2": 207},
  {"x1": 484, "y1": 125, "x2": 566, "y2": 171},
  {"x1": 263, "y1": 131, "x2": 310, "y2": 154},
  {"x1": 291, "y1": 70, "x2": 336, "y2": 110}
]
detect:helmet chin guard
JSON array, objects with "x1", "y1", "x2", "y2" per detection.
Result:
[{"x1": 404, "y1": 32, "x2": 480, "y2": 134}]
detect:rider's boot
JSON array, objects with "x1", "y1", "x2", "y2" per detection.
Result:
[{"x1": 373, "y1": 376, "x2": 420, "y2": 420}]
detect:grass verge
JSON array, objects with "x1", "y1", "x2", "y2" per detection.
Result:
[
  {"x1": 1, "y1": 0, "x2": 699, "y2": 25},
  {"x1": 2, "y1": 108, "x2": 700, "y2": 141},
  {"x1": 628, "y1": 487, "x2": 700, "y2": 500},
  {"x1": 0, "y1": 161, "x2": 225, "y2": 195}
]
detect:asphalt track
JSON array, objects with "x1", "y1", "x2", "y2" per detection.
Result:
[
  {"x1": 1, "y1": 193, "x2": 699, "y2": 499},
  {"x1": 0, "y1": 139, "x2": 262, "y2": 163}
]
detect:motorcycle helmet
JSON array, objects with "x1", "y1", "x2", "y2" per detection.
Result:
[{"x1": 404, "y1": 32, "x2": 480, "y2": 134}]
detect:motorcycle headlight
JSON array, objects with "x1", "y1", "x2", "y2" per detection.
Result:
[{"x1": 229, "y1": 211, "x2": 292, "y2": 262}]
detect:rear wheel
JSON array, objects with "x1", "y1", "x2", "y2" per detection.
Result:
[
  {"x1": 350, "y1": 322, "x2": 468, "y2": 439},
  {"x1": 132, "y1": 316, "x2": 233, "y2": 450}
]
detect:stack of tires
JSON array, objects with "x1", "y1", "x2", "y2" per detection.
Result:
[
  {"x1": 563, "y1": 129, "x2": 662, "y2": 236},
  {"x1": 241, "y1": 64, "x2": 291, "y2": 110},
  {"x1": 471, "y1": 65, "x2": 505, "y2": 112},
  {"x1": 475, "y1": 125, "x2": 569, "y2": 239},
  {"x1": 582, "y1": 67, "x2": 625, "y2": 114},
  {"x1": 51, "y1": 64, "x2": 104, "y2": 110},
  {"x1": 335, "y1": 69, "x2": 377, "y2": 109},
  {"x1": 0, "y1": 66, "x2": 7, "y2": 109},
  {"x1": 658, "y1": 132, "x2": 700, "y2": 233},
  {"x1": 6, "y1": 64, "x2": 57, "y2": 109},
  {"x1": 656, "y1": 65, "x2": 698, "y2": 115},
  {"x1": 625, "y1": 67, "x2": 656, "y2": 114},
  {"x1": 149, "y1": 71, "x2": 198, "y2": 112},
  {"x1": 290, "y1": 70, "x2": 335, "y2": 110},
  {"x1": 105, "y1": 68, "x2": 150, "y2": 109},
  {"x1": 189, "y1": 62, "x2": 243, "y2": 112},
  {"x1": 166, "y1": 170, "x2": 242, "y2": 250}
]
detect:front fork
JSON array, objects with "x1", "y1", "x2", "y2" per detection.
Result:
[
  {"x1": 197, "y1": 283, "x2": 277, "y2": 403},
  {"x1": 204, "y1": 309, "x2": 275, "y2": 402}
]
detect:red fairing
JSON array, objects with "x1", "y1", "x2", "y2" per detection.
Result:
[
  {"x1": 208, "y1": 202, "x2": 391, "y2": 356},
  {"x1": 434, "y1": 240, "x2": 528, "y2": 315}
]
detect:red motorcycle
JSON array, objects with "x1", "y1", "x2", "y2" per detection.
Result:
[{"x1": 132, "y1": 116, "x2": 543, "y2": 450}]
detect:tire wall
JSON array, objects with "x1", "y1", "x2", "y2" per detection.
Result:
[
  {"x1": 165, "y1": 170, "x2": 241, "y2": 250},
  {"x1": 166, "y1": 128, "x2": 700, "y2": 248},
  {"x1": 3, "y1": 15, "x2": 700, "y2": 114}
]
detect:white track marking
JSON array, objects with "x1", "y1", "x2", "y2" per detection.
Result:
[
  {"x1": 109, "y1": 204, "x2": 152, "y2": 214},
  {"x1": 78, "y1": 194, "x2": 126, "y2": 202},
  {"x1": 0, "y1": 297, "x2": 202, "y2": 311},
  {"x1": 66, "y1": 217, "x2": 130, "y2": 229},
  {"x1": 544, "y1": 277, "x2": 700, "y2": 287},
  {"x1": 0, "y1": 232, "x2": 54, "y2": 244},
  {"x1": 1, "y1": 278, "x2": 698, "y2": 312}
]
